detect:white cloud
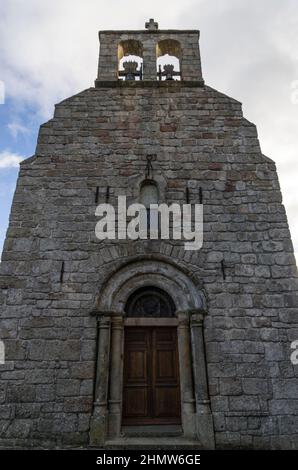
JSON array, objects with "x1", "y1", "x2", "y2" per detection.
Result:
[
  {"x1": 0, "y1": 0, "x2": 195, "y2": 118},
  {"x1": 0, "y1": 150, "x2": 24, "y2": 168},
  {"x1": 180, "y1": 0, "x2": 298, "y2": 253},
  {"x1": 7, "y1": 122, "x2": 30, "y2": 138},
  {"x1": 0, "y1": 80, "x2": 4, "y2": 104}
]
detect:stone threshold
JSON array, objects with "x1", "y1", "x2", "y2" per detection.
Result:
[
  {"x1": 100, "y1": 425, "x2": 201, "y2": 449},
  {"x1": 121, "y1": 424, "x2": 183, "y2": 437},
  {"x1": 102, "y1": 436, "x2": 201, "y2": 450}
]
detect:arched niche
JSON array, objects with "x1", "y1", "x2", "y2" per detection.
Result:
[
  {"x1": 139, "y1": 180, "x2": 159, "y2": 207},
  {"x1": 118, "y1": 39, "x2": 143, "y2": 80},
  {"x1": 156, "y1": 39, "x2": 182, "y2": 81}
]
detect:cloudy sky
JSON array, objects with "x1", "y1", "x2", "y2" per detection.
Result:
[{"x1": 0, "y1": 0, "x2": 298, "y2": 259}]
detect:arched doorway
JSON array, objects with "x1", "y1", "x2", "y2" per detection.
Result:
[
  {"x1": 89, "y1": 258, "x2": 215, "y2": 448},
  {"x1": 122, "y1": 287, "x2": 181, "y2": 425}
]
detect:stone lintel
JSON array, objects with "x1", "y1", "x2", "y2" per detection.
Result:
[{"x1": 124, "y1": 317, "x2": 178, "y2": 327}]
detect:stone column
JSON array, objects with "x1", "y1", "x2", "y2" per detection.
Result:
[
  {"x1": 89, "y1": 314, "x2": 111, "y2": 446},
  {"x1": 143, "y1": 38, "x2": 157, "y2": 80},
  {"x1": 177, "y1": 311, "x2": 196, "y2": 438},
  {"x1": 107, "y1": 313, "x2": 124, "y2": 438},
  {"x1": 190, "y1": 311, "x2": 215, "y2": 449}
]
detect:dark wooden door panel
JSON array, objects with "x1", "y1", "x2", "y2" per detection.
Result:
[
  {"x1": 125, "y1": 349, "x2": 147, "y2": 381},
  {"x1": 122, "y1": 327, "x2": 181, "y2": 425},
  {"x1": 123, "y1": 328, "x2": 150, "y2": 421},
  {"x1": 155, "y1": 349, "x2": 176, "y2": 379},
  {"x1": 152, "y1": 328, "x2": 180, "y2": 420},
  {"x1": 122, "y1": 388, "x2": 149, "y2": 418},
  {"x1": 154, "y1": 387, "x2": 181, "y2": 418}
]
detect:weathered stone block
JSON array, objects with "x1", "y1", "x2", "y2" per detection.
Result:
[
  {"x1": 6, "y1": 385, "x2": 36, "y2": 403},
  {"x1": 229, "y1": 396, "x2": 260, "y2": 412},
  {"x1": 242, "y1": 379, "x2": 269, "y2": 395},
  {"x1": 220, "y1": 378, "x2": 242, "y2": 396},
  {"x1": 56, "y1": 380, "x2": 80, "y2": 397}
]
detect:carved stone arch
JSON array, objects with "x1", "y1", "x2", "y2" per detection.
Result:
[{"x1": 96, "y1": 259, "x2": 206, "y2": 313}]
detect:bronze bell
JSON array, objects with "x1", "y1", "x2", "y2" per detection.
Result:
[
  {"x1": 123, "y1": 60, "x2": 138, "y2": 81},
  {"x1": 163, "y1": 64, "x2": 175, "y2": 80}
]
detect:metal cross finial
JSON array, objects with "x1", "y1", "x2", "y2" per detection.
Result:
[{"x1": 145, "y1": 18, "x2": 159, "y2": 31}]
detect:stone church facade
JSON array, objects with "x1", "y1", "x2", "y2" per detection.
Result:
[{"x1": 0, "y1": 19, "x2": 298, "y2": 449}]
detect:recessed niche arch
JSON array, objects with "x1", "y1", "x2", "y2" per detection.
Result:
[
  {"x1": 139, "y1": 180, "x2": 159, "y2": 207},
  {"x1": 156, "y1": 39, "x2": 182, "y2": 81},
  {"x1": 118, "y1": 39, "x2": 143, "y2": 80}
]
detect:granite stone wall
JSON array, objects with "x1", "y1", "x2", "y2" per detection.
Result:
[{"x1": 0, "y1": 78, "x2": 297, "y2": 448}]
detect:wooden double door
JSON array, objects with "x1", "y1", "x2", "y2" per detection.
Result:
[{"x1": 122, "y1": 327, "x2": 181, "y2": 425}]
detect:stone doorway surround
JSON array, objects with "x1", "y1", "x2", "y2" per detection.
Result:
[{"x1": 89, "y1": 259, "x2": 215, "y2": 449}]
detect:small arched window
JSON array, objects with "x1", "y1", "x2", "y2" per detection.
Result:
[
  {"x1": 156, "y1": 39, "x2": 182, "y2": 81},
  {"x1": 139, "y1": 180, "x2": 159, "y2": 234},
  {"x1": 118, "y1": 40, "x2": 143, "y2": 81},
  {"x1": 140, "y1": 180, "x2": 159, "y2": 207}
]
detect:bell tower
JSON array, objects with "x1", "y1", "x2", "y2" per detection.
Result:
[{"x1": 96, "y1": 18, "x2": 203, "y2": 83}]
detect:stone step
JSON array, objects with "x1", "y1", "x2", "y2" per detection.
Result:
[
  {"x1": 121, "y1": 425, "x2": 183, "y2": 438},
  {"x1": 103, "y1": 437, "x2": 201, "y2": 450}
]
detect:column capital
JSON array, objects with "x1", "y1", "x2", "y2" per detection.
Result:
[
  {"x1": 111, "y1": 314, "x2": 124, "y2": 329},
  {"x1": 90, "y1": 310, "x2": 125, "y2": 321},
  {"x1": 190, "y1": 312, "x2": 205, "y2": 327},
  {"x1": 177, "y1": 311, "x2": 190, "y2": 327},
  {"x1": 177, "y1": 308, "x2": 207, "y2": 325}
]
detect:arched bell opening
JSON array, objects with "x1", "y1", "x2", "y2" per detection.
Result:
[
  {"x1": 118, "y1": 39, "x2": 143, "y2": 81},
  {"x1": 156, "y1": 39, "x2": 181, "y2": 81}
]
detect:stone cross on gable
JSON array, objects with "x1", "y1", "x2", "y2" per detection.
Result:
[{"x1": 145, "y1": 18, "x2": 159, "y2": 31}]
